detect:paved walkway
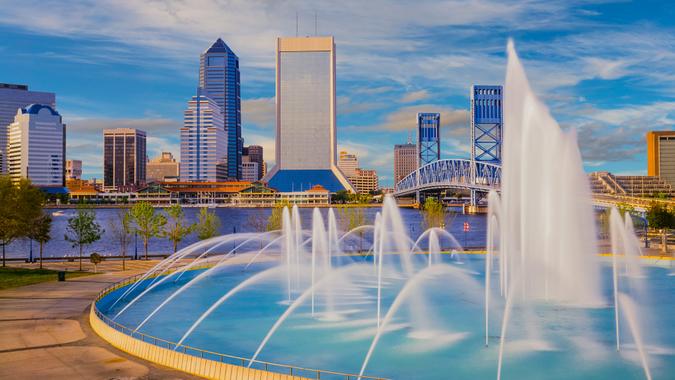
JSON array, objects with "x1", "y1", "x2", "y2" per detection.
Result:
[{"x1": 0, "y1": 260, "x2": 198, "y2": 380}]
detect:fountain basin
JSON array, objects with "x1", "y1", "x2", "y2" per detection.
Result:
[{"x1": 93, "y1": 256, "x2": 675, "y2": 380}]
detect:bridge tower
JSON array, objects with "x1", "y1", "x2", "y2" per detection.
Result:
[
  {"x1": 470, "y1": 85, "x2": 503, "y2": 206},
  {"x1": 417, "y1": 112, "x2": 440, "y2": 167}
]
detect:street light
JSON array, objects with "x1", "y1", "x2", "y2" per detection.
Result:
[{"x1": 639, "y1": 216, "x2": 649, "y2": 249}]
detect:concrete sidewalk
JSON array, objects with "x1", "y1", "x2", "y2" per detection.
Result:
[{"x1": 0, "y1": 260, "x2": 198, "y2": 380}]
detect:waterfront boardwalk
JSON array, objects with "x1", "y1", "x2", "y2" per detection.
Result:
[{"x1": 0, "y1": 260, "x2": 197, "y2": 380}]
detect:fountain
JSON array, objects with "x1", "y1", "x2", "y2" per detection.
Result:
[{"x1": 92, "y1": 40, "x2": 673, "y2": 380}]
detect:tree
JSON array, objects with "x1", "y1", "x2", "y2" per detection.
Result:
[
  {"x1": 162, "y1": 204, "x2": 195, "y2": 253},
  {"x1": 90, "y1": 252, "x2": 102, "y2": 273},
  {"x1": 29, "y1": 213, "x2": 52, "y2": 269},
  {"x1": 332, "y1": 190, "x2": 349, "y2": 204},
  {"x1": 0, "y1": 176, "x2": 44, "y2": 267},
  {"x1": 338, "y1": 207, "x2": 366, "y2": 252},
  {"x1": 616, "y1": 202, "x2": 635, "y2": 218},
  {"x1": 195, "y1": 207, "x2": 221, "y2": 240},
  {"x1": 0, "y1": 176, "x2": 18, "y2": 267},
  {"x1": 421, "y1": 197, "x2": 445, "y2": 230},
  {"x1": 108, "y1": 209, "x2": 132, "y2": 270},
  {"x1": 65, "y1": 206, "x2": 103, "y2": 271},
  {"x1": 247, "y1": 210, "x2": 267, "y2": 233},
  {"x1": 129, "y1": 201, "x2": 166, "y2": 260},
  {"x1": 246, "y1": 210, "x2": 268, "y2": 248},
  {"x1": 267, "y1": 200, "x2": 291, "y2": 231},
  {"x1": 646, "y1": 202, "x2": 675, "y2": 253}
]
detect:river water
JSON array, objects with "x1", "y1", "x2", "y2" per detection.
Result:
[{"x1": 4, "y1": 206, "x2": 488, "y2": 259}]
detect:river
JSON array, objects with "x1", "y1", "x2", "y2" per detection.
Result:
[{"x1": 4, "y1": 206, "x2": 488, "y2": 259}]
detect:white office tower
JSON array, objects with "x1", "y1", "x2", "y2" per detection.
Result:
[
  {"x1": 7, "y1": 104, "x2": 65, "y2": 186},
  {"x1": 0, "y1": 83, "x2": 55, "y2": 174},
  {"x1": 180, "y1": 93, "x2": 227, "y2": 182},
  {"x1": 263, "y1": 36, "x2": 354, "y2": 192}
]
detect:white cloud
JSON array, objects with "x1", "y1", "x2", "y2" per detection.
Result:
[
  {"x1": 372, "y1": 104, "x2": 469, "y2": 132},
  {"x1": 400, "y1": 90, "x2": 430, "y2": 103},
  {"x1": 66, "y1": 117, "x2": 181, "y2": 134},
  {"x1": 242, "y1": 97, "x2": 275, "y2": 128},
  {"x1": 242, "y1": 132, "x2": 276, "y2": 167}
]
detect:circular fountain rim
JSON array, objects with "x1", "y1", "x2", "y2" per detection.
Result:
[{"x1": 90, "y1": 270, "x2": 389, "y2": 380}]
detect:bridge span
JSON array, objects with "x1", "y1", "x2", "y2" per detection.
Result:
[
  {"x1": 394, "y1": 159, "x2": 667, "y2": 216},
  {"x1": 393, "y1": 159, "x2": 501, "y2": 204}
]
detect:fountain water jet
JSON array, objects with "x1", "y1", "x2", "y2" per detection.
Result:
[
  {"x1": 247, "y1": 264, "x2": 370, "y2": 368},
  {"x1": 358, "y1": 263, "x2": 481, "y2": 380},
  {"x1": 174, "y1": 266, "x2": 287, "y2": 349},
  {"x1": 493, "y1": 39, "x2": 602, "y2": 306}
]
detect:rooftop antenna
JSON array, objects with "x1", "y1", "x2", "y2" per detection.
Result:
[
  {"x1": 295, "y1": 11, "x2": 299, "y2": 36},
  {"x1": 407, "y1": 130, "x2": 412, "y2": 144},
  {"x1": 314, "y1": 11, "x2": 318, "y2": 35}
]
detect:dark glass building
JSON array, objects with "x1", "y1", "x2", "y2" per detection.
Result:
[
  {"x1": 103, "y1": 128, "x2": 146, "y2": 191},
  {"x1": 200, "y1": 38, "x2": 242, "y2": 180}
]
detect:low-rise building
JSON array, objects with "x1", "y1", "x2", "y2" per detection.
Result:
[
  {"x1": 589, "y1": 171, "x2": 675, "y2": 198},
  {"x1": 135, "y1": 181, "x2": 252, "y2": 205},
  {"x1": 147, "y1": 152, "x2": 179, "y2": 182},
  {"x1": 66, "y1": 178, "x2": 99, "y2": 201},
  {"x1": 349, "y1": 168, "x2": 378, "y2": 194},
  {"x1": 66, "y1": 160, "x2": 82, "y2": 180},
  {"x1": 241, "y1": 160, "x2": 260, "y2": 182},
  {"x1": 232, "y1": 184, "x2": 330, "y2": 207}
]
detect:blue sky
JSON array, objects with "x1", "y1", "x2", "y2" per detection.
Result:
[{"x1": 1, "y1": 0, "x2": 674, "y2": 186}]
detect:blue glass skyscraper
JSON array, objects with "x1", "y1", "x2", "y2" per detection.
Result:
[{"x1": 200, "y1": 38, "x2": 242, "y2": 179}]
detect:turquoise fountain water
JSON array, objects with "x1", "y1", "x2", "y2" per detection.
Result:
[{"x1": 97, "y1": 41, "x2": 673, "y2": 379}]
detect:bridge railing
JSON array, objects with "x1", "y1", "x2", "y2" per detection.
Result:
[{"x1": 395, "y1": 159, "x2": 501, "y2": 194}]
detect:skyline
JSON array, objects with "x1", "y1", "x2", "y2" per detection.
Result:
[{"x1": 1, "y1": 1, "x2": 674, "y2": 186}]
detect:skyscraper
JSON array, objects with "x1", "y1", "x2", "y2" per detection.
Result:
[
  {"x1": 338, "y1": 150, "x2": 359, "y2": 178},
  {"x1": 263, "y1": 36, "x2": 354, "y2": 192},
  {"x1": 394, "y1": 142, "x2": 417, "y2": 184},
  {"x1": 0, "y1": 83, "x2": 55, "y2": 174},
  {"x1": 417, "y1": 112, "x2": 440, "y2": 166},
  {"x1": 200, "y1": 38, "x2": 242, "y2": 180},
  {"x1": 647, "y1": 131, "x2": 675, "y2": 186},
  {"x1": 180, "y1": 94, "x2": 227, "y2": 182},
  {"x1": 471, "y1": 85, "x2": 503, "y2": 164},
  {"x1": 7, "y1": 104, "x2": 65, "y2": 187},
  {"x1": 103, "y1": 128, "x2": 146, "y2": 191}
]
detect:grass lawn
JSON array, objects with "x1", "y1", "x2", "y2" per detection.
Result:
[{"x1": 0, "y1": 267, "x2": 95, "y2": 290}]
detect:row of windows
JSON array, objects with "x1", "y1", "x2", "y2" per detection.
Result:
[
  {"x1": 474, "y1": 88, "x2": 501, "y2": 95},
  {"x1": 474, "y1": 99, "x2": 502, "y2": 121}
]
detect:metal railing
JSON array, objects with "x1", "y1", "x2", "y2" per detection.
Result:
[{"x1": 93, "y1": 273, "x2": 387, "y2": 380}]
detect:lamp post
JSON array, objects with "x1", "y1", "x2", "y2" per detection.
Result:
[
  {"x1": 134, "y1": 231, "x2": 138, "y2": 260},
  {"x1": 639, "y1": 216, "x2": 649, "y2": 248}
]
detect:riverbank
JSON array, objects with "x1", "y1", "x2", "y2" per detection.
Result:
[{"x1": 43, "y1": 203, "x2": 389, "y2": 209}]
